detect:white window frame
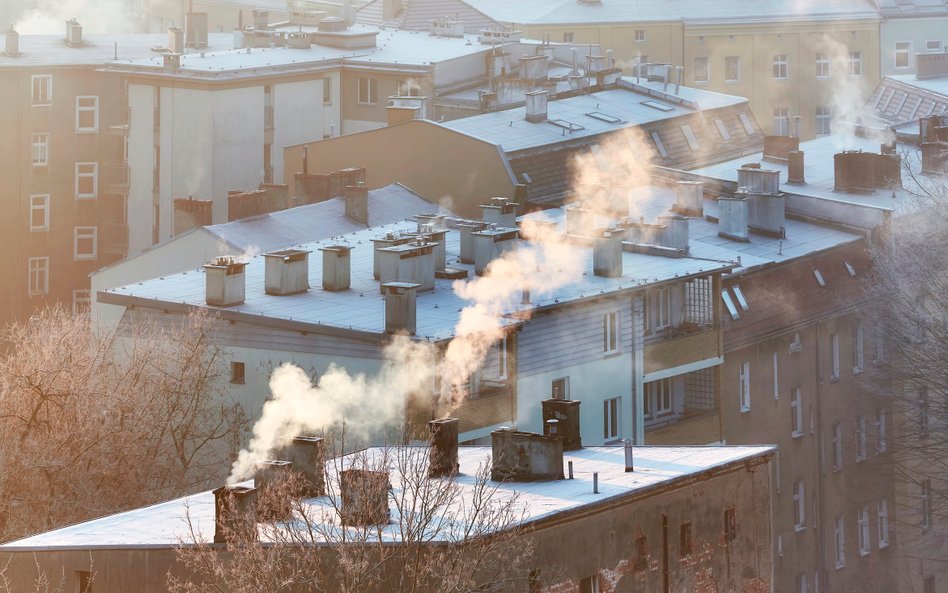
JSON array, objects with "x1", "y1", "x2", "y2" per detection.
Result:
[
  {"x1": 28, "y1": 256, "x2": 49, "y2": 296},
  {"x1": 31, "y1": 74, "x2": 52, "y2": 106},
  {"x1": 73, "y1": 226, "x2": 98, "y2": 261},
  {"x1": 858, "y1": 506, "x2": 870, "y2": 556},
  {"x1": 357, "y1": 77, "x2": 378, "y2": 105},
  {"x1": 725, "y1": 56, "x2": 741, "y2": 82},
  {"x1": 832, "y1": 422, "x2": 843, "y2": 471},
  {"x1": 714, "y1": 118, "x2": 732, "y2": 142},
  {"x1": 773, "y1": 54, "x2": 789, "y2": 80},
  {"x1": 645, "y1": 378, "x2": 672, "y2": 420},
  {"x1": 75, "y1": 96, "x2": 99, "y2": 134},
  {"x1": 680, "y1": 124, "x2": 700, "y2": 151},
  {"x1": 648, "y1": 287, "x2": 672, "y2": 331},
  {"x1": 895, "y1": 41, "x2": 912, "y2": 69},
  {"x1": 848, "y1": 51, "x2": 862, "y2": 77},
  {"x1": 323, "y1": 76, "x2": 333, "y2": 105},
  {"x1": 72, "y1": 289, "x2": 91, "y2": 314},
  {"x1": 603, "y1": 311, "x2": 620, "y2": 354},
  {"x1": 815, "y1": 52, "x2": 830, "y2": 79},
  {"x1": 876, "y1": 408, "x2": 887, "y2": 454},
  {"x1": 694, "y1": 57, "x2": 709, "y2": 84},
  {"x1": 634, "y1": 29, "x2": 646, "y2": 43},
  {"x1": 739, "y1": 361, "x2": 751, "y2": 412},
  {"x1": 494, "y1": 336, "x2": 507, "y2": 381},
  {"x1": 30, "y1": 194, "x2": 50, "y2": 232},
  {"x1": 774, "y1": 107, "x2": 790, "y2": 136},
  {"x1": 563, "y1": 32, "x2": 574, "y2": 43},
  {"x1": 739, "y1": 113, "x2": 755, "y2": 136},
  {"x1": 650, "y1": 131, "x2": 669, "y2": 159},
  {"x1": 816, "y1": 106, "x2": 832, "y2": 136},
  {"x1": 791, "y1": 388, "x2": 803, "y2": 437},
  {"x1": 926, "y1": 40, "x2": 943, "y2": 53},
  {"x1": 793, "y1": 479, "x2": 806, "y2": 531},
  {"x1": 603, "y1": 396, "x2": 620, "y2": 441},
  {"x1": 852, "y1": 324, "x2": 864, "y2": 373},
  {"x1": 834, "y1": 515, "x2": 846, "y2": 568},
  {"x1": 31, "y1": 132, "x2": 49, "y2": 167},
  {"x1": 397, "y1": 79, "x2": 421, "y2": 97},
  {"x1": 856, "y1": 415, "x2": 867, "y2": 462},
  {"x1": 830, "y1": 333, "x2": 840, "y2": 380},
  {"x1": 790, "y1": 332, "x2": 802, "y2": 353},
  {"x1": 877, "y1": 499, "x2": 889, "y2": 548},
  {"x1": 75, "y1": 162, "x2": 98, "y2": 200}
]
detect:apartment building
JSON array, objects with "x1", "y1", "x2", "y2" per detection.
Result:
[
  {"x1": 0, "y1": 25, "x2": 233, "y2": 326},
  {"x1": 875, "y1": 0, "x2": 948, "y2": 76},
  {"x1": 0, "y1": 433, "x2": 774, "y2": 593}
]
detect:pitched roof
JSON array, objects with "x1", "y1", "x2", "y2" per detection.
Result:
[{"x1": 396, "y1": 0, "x2": 499, "y2": 32}]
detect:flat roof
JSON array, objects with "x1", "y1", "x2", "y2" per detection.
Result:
[
  {"x1": 0, "y1": 33, "x2": 234, "y2": 67},
  {"x1": 1, "y1": 445, "x2": 773, "y2": 549},
  {"x1": 442, "y1": 78, "x2": 747, "y2": 153},
  {"x1": 101, "y1": 212, "x2": 734, "y2": 341}
]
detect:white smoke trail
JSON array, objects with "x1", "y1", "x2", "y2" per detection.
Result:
[{"x1": 13, "y1": 0, "x2": 145, "y2": 34}]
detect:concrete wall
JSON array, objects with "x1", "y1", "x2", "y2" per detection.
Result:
[{"x1": 272, "y1": 79, "x2": 325, "y2": 184}]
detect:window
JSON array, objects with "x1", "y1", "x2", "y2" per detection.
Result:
[
  {"x1": 231, "y1": 361, "x2": 245, "y2": 384},
  {"x1": 679, "y1": 522, "x2": 693, "y2": 556},
  {"x1": 773, "y1": 108, "x2": 790, "y2": 136},
  {"x1": 76, "y1": 570, "x2": 93, "y2": 593},
  {"x1": 834, "y1": 516, "x2": 845, "y2": 568},
  {"x1": 634, "y1": 29, "x2": 646, "y2": 42},
  {"x1": 876, "y1": 408, "x2": 887, "y2": 453},
  {"x1": 877, "y1": 499, "x2": 889, "y2": 548},
  {"x1": 70, "y1": 289, "x2": 91, "y2": 314},
  {"x1": 645, "y1": 378, "x2": 672, "y2": 419},
  {"x1": 855, "y1": 416, "x2": 867, "y2": 462},
  {"x1": 75, "y1": 96, "x2": 99, "y2": 133},
  {"x1": 323, "y1": 77, "x2": 332, "y2": 104},
  {"x1": 814, "y1": 269, "x2": 826, "y2": 286},
  {"x1": 832, "y1": 422, "x2": 843, "y2": 471},
  {"x1": 694, "y1": 57, "x2": 709, "y2": 83},
  {"x1": 830, "y1": 333, "x2": 840, "y2": 380},
  {"x1": 563, "y1": 32, "x2": 574, "y2": 43},
  {"x1": 603, "y1": 311, "x2": 620, "y2": 354},
  {"x1": 790, "y1": 332, "x2": 802, "y2": 353},
  {"x1": 895, "y1": 41, "x2": 911, "y2": 69},
  {"x1": 30, "y1": 194, "x2": 50, "y2": 232},
  {"x1": 398, "y1": 79, "x2": 421, "y2": 97},
  {"x1": 357, "y1": 77, "x2": 378, "y2": 104},
  {"x1": 793, "y1": 479, "x2": 805, "y2": 531},
  {"x1": 858, "y1": 506, "x2": 870, "y2": 556},
  {"x1": 725, "y1": 56, "x2": 741, "y2": 82},
  {"x1": 773, "y1": 54, "x2": 789, "y2": 79},
  {"x1": 872, "y1": 323, "x2": 885, "y2": 364},
  {"x1": 724, "y1": 508, "x2": 737, "y2": 541},
  {"x1": 32, "y1": 132, "x2": 49, "y2": 166},
  {"x1": 75, "y1": 162, "x2": 98, "y2": 200},
  {"x1": 603, "y1": 397, "x2": 620, "y2": 441},
  {"x1": 650, "y1": 131, "x2": 669, "y2": 159},
  {"x1": 773, "y1": 351, "x2": 779, "y2": 399},
  {"x1": 739, "y1": 113, "x2": 755, "y2": 136},
  {"x1": 816, "y1": 52, "x2": 830, "y2": 79},
  {"x1": 552, "y1": 377, "x2": 569, "y2": 400},
  {"x1": 732, "y1": 285, "x2": 749, "y2": 311},
  {"x1": 791, "y1": 388, "x2": 803, "y2": 437},
  {"x1": 635, "y1": 55, "x2": 648, "y2": 77},
  {"x1": 73, "y1": 226, "x2": 97, "y2": 260},
  {"x1": 647, "y1": 287, "x2": 671, "y2": 331},
  {"x1": 633, "y1": 535, "x2": 648, "y2": 571},
  {"x1": 852, "y1": 325, "x2": 864, "y2": 373},
  {"x1": 926, "y1": 40, "x2": 943, "y2": 53},
  {"x1": 739, "y1": 361, "x2": 751, "y2": 412},
  {"x1": 921, "y1": 479, "x2": 932, "y2": 531},
  {"x1": 714, "y1": 119, "x2": 732, "y2": 142},
  {"x1": 31, "y1": 74, "x2": 52, "y2": 105},
  {"x1": 848, "y1": 51, "x2": 862, "y2": 76},
  {"x1": 797, "y1": 574, "x2": 809, "y2": 593},
  {"x1": 28, "y1": 256, "x2": 49, "y2": 296},
  {"x1": 723, "y1": 290, "x2": 739, "y2": 320},
  {"x1": 579, "y1": 575, "x2": 600, "y2": 593},
  {"x1": 680, "y1": 124, "x2": 700, "y2": 151},
  {"x1": 489, "y1": 337, "x2": 507, "y2": 381},
  {"x1": 816, "y1": 106, "x2": 832, "y2": 136}
]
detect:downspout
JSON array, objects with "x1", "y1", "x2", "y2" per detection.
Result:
[{"x1": 815, "y1": 322, "x2": 828, "y2": 588}]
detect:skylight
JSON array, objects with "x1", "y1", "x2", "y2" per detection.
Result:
[
  {"x1": 813, "y1": 269, "x2": 826, "y2": 287},
  {"x1": 739, "y1": 113, "x2": 756, "y2": 136},
  {"x1": 680, "y1": 124, "x2": 700, "y2": 152},
  {"x1": 650, "y1": 131, "x2": 669, "y2": 159},
  {"x1": 641, "y1": 100, "x2": 674, "y2": 112},
  {"x1": 548, "y1": 119, "x2": 585, "y2": 132},
  {"x1": 722, "y1": 291, "x2": 740, "y2": 320},
  {"x1": 585, "y1": 111, "x2": 622, "y2": 124},
  {"x1": 714, "y1": 118, "x2": 732, "y2": 142},
  {"x1": 844, "y1": 262, "x2": 856, "y2": 277},
  {"x1": 732, "y1": 285, "x2": 750, "y2": 311}
]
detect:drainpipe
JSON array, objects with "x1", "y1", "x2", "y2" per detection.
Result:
[{"x1": 814, "y1": 322, "x2": 828, "y2": 590}]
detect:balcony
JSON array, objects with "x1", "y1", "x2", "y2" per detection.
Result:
[
  {"x1": 100, "y1": 222, "x2": 129, "y2": 257},
  {"x1": 102, "y1": 162, "x2": 129, "y2": 197},
  {"x1": 105, "y1": 106, "x2": 130, "y2": 136},
  {"x1": 643, "y1": 325, "x2": 721, "y2": 375}
]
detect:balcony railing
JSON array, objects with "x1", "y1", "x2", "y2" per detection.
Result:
[
  {"x1": 643, "y1": 326, "x2": 720, "y2": 375},
  {"x1": 100, "y1": 222, "x2": 129, "y2": 257},
  {"x1": 102, "y1": 162, "x2": 129, "y2": 196},
  {"x1": 105, "y1": 106, "x2": 130, "y2": 136}
]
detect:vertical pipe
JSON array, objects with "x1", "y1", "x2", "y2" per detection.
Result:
[
  {"x1": 593, "y1": 472, "x2": 599, "y2": 494},
  {"x1": 662, "y1": 513, "x2": 670, "y2": 593},
  {"x1": 568, "y1": 460, "x2": 574, "y2": 479}
]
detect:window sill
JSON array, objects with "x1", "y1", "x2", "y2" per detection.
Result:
[
  {"x1": 740, "y1": 407, "x2": 751, "y2": 414},
  {"x1": 694, "y1": 80, "x2": 710, "y2": 85},
  {"x1": 830, "y1": 375, "x2": 840, "y2": 383},
  {"x1": 230, "y1": 380, "x2": 245, "y2": 385},
  {"x1": 792, "y1": 431, "x2": 803, "y2": 439},
  {"x1": 859, "y1": 550, "x2": 869, "y2": 557},
  {"x1": 879, "y1": 542, "x2": 889, "y2": 550},
  {"x1": 856, "y1": 457, "x2": 866, "y2": 464},
  {"x1": 835, "y1": 562, "x2": 845, "y2": 570},
  {"x1": 30, "y1": 228, "x2": 49, "y2": 233},
  {"x1": 32, "y1": 103, "x2": 51, "y2": 107},
  {"x1": 603, "y1": 351, "x2": 623, "y2": 359},
  {"x1": 853, "y1": 367, "x2": 863, "y2": 375},
  {"x1": 794, "y1": 525, "x2": 806, "y2": 533},
  {"x1": 76, "y1": 129, "x2": 99, "y2": 135},
  {"x1": 832, "y1": 466, "x2": 842, "y2": 473},
  {"x1": 725, "y1": 80, "x2": 742, "y2": 84}
]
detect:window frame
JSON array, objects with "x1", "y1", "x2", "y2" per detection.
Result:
[
  {"x1": 855, "y1": 415, "x2": 867, "y2": 462},
  {"x1": 603, "y1": 396, "x2": 620, "y2": 441},
  {"x1": 895, "y1": 41, "x2": 912, "y2": 69},
  {"x1": 72, "y1": 289, "x2": 91, "y2": 314},
  {"x1": 31, "y1": 132, "x2": 49, "y2": 167},
  {"x1": 834, "y1": 515, "x2": 846, "y2": 568},
  {"x1": 714, "y1": 118, "x2": 732, "y2": 142},
  {"x1": 791, "y1": 387, "x2": 803, "y2": 438},
  {"x1": 603, "y1": 310, "x2": 620, "y2": 355},
  {"x1": 739, "y1": 361, "x2": 751, "y2": 413},
  {"x1": 793, "y1": 479, "x2": 806, "y2": 531},
  {"x1": 31, "y1": 74, "x2": 52, "y2": 106},
  {"x1": 848, "y1": 51, "x2": 862, "y2": 77},
  {"x1": 725, "y1": 56, "x2": 741, "y2": 82},
  {"x1": 75, "y1": 95, "x2": 99, "y2": 134},
  {"x1": 876, "y1": 408, "x2": 887, "y2": 454},
  {"x1": 773, "y1": 107, "x2": 790, "y2": 136},
  {"x1": 28, "y1": 256, "x2": 49, "y2": 296},
  {"x1": 830, "y1": 333, "x2": 840, "y2": 380},
  {"x1": 921, "y1": 479, "x2": 932, "y2": 531},
  {"x1": 877, "y1": 499, "x2": 889, "y2": 549},
  {"x1": 926, "y1": 40, "x2": 943, "y2": 53},
  {"x1": 773, "y1": 54, "x2": 789, "y2": 80},
  {"x1": 75, "y1": 162, "x2": 99, "y2": 200},
  {"x1": 679, "y1": 521, "x2": 693, "y2": 556},
  {"x1": 693, "y1": 56, "x2": 710, "y2": 84},
  {"x1": 645, "y1": 378, "x2": 673, "y2": 419},
  {"x1": 231, "y1": 361, "x2": 246, "y2": 384},
  {"x1": 30, "y1": 194, "x2": 50, "y2": 232},
  {"x1": 772, "y1": 351, "x2": 779, "y2": 399},
  {"x1": 73, "y1": 226, "x2": 98, "y2": 261},
  {"x1": 816, "y1": 106, "x2": 833, "y2": 136},
  {"x1": 357, "y1": 77, "x2": 378, "y2": 105},
  {"x1": 858, "y1": 505, "x2": 870, "y2": 556},
  {"x1": 680, "y1": 123, "x2": 701, "y2": 152},
  {"x1": 832, "y1": 422, "x2": 843, "y2": 471},
  {"x1": 323, "y1": 76, "x2": 333, "y2": 105},
  {"x1": 633, "y1": 29, "x2": 646, "y2": 43},
  {"x1": 815, "y1": 52, "x2": 830, "y2": 79},
  {"x1": 852, "y1": 324, "x2": 864, "y2": 373}
]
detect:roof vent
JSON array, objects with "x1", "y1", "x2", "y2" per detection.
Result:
[
  {"x1": 414, "y1": 213, "x2": 445, "y2": 231},
  {"x1": 4, "y1": 27, "x2": 19, "y2": 57},
  {"x1": 740, "y1": 190, "x2": 785, "y2": 238},
  {"x1": 340, "y1": 469, "x2": 390, "y2": 526},
  {"x1": 525, "y1": 90, "x2": 548, "y2": 123},
  {"x1": 541, "y1": 399, "x2": 582, "y2": 451},
  {"x1": 592, "y1": 228, "x2": 623, "y2": 278},
  {"x1": 275, "y1": 435, "x2": 325, "y2": 497},
  {"x1": 382, "y1": 281, "x2": 419, "y2": 335},
  {"x1": 264, "y1": 249, "x2": 310, "y2": 296},
  {"x1": 377, "y1": 242, "x2": 437, "y2": 291},
  {"x1": 490, "y1": 429, "x2": 564, "y2": 482},
  {"x1": 213, "y1": 485, "x2": 257, "y2": 543},
  {"x1": 480, "y1": 197, "x2": 517, "y2": 227},
  {"x1": 429, "y1": 17, "x2": 465, "y2": 38},
  {"x1": 168, "y1": 27, "x2": 184, "y2": 54},
  {"x1": 203, "y1": 257, "x2": 247, "y2": 306},
  {"x1": 371, "y1": 233, "x2": 414, "y2": 280},
  {"x1": 428, "y1": 418, "x2": 459, "y2": 478},
  {"x1": 319, "y1": 245, "x2": 351, "y2": 291},
  {"x1": 65, "y1": 18, "x2": 82, "y2": 47},
  {"x1": 674, "y1": 180, "x2": 703, "y2": 217},
  {"x1": 472, "y1": 227, "x2": 518, "y2": 276},
  {"x1": 252, "y1": 8, "x2": 269, "y2": 30},
  {"x1": 458, "y1": 222, "x2": 487, "y2": 264},
  {"x1": 344, "y1": 183, "x2": 369, "y2": 225},
  {"x1": 718, "y1": 197, "x2": 749, "y2": 242}
]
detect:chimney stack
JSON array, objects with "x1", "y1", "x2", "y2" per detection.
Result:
[
  {"x1": 254, "y1": 460, "x2": 294, "y2": 521},
  {"x1": 788, "y1": 151, "x2": 805, "y2": 184},
  {"x1": 386, "y1": 96, "x2": 428, "y2": 125},
  {"x1": 264, "y1": 249, "x2": 310, "y2": 295},
  {"x1": 458, "y1": 222, "x2": 486, "y2": 264},
  {"x1": 65, "y1": 18, "x2": 82, "y2": 47},
  {"x1": 525, "y1": 90, "x2": 548, "y2": 123},
  {"x1": 541, "y1": 399, "x2": 582, "y2": 451},
  {"x1": 320, "y1": 245, "x2": 352, "y2": 291},
  {"x1": 377, "y1": 242, "x2": 437, "y2": 291},
  {"x1": 344, "y1": 183, "x2": 369, "y2": 225},
  {"x1": 276, "y1": 436, "x2": 325, "y2": 497},
  {"x1": 252, "y1": 8, "x2": 269, "y2": 30},
  {"x1": 718, "y1": 197, "x2": 749, "y2": 242},
  {"x1": 490, "y1": 429, "x2": 564, "y2": 481},
  {"x1": 382, "y1": 282, "x2": 419, "y2": 335},
  {"x1": 168, "y1": 27, "x2": 184, "y2": 54},
  {"x1": 592, "y1": 228, "x2": 623, "y2": 278},
  {"x1": 657, "y1": 214, "x2": 690, "y2": 252},
  {"x1": 5, "y1": 27, "x2": 19, "y2": 57},
  {"x1": 428, "y1": 418, "x2": 459, "y2": 478},
  {"x1": 185, "y1": 11, "x2": 209, "y2": 48},
  {"x1": 340, "y1": 469, "x2": 390, "y2": 526},
  {"x1": 473, "y1": 227, "x2": 519, "y2": 276},
  {"x1": 213, "y1": 485, "x2": 257, "y2": 543},
  {"x1": 480, "y1": 197, "x2": 517, "y2": 227},
  {"x1": 674, "y1": 180, "x2": 704, "y2": 216},
  {"x1": 565, "y1": 203, "x2": 593, "y2": 236},
  {"x1": 203, "y1": 257, "x2": 247, "y2": 306},
  {"x1": 371, "y1": 232, "x2": 413, "y2": 279}
]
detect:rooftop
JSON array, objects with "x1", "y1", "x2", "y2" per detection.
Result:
[
  {"x1": 0, "y1": 33, "x2": 233, "y2": 67},
  {"x1": 0, "y1": 445, "x2": 773, "y2": 549}
]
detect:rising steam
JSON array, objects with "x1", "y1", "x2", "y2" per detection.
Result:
[{"x1": 11, "y1": 0, "x2": 153, "y2": 34}]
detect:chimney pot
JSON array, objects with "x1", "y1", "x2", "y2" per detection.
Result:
[
  {"x1": 344, "y1": 183, "x2": 369, "y2": 225},
  {"x1": 275, "y1": 435, "x2": 325, "y2": 497},
  {"x1": 65, "y1": 18, "x2": 82, "y2": 47},
  {"x1": 541, "y1": 399, "x2": 582, "y2": 451},
  {"x1": 788, "y1": 150, "x2": 805, "y2": 184},
  {"x1": 524, "y1": 90, "x2": 548, "y2": 123},
  {"x1": 340, "y1": 469, "x2": 390, "y2": 526},
  {"x1": 254, "y1": 460, "x2": 294, "y2": 521},
  {"x1": 5, "y1": 27, "x2": 19, "y2": 57},
  {"x1": 213, "y1": 485, "x2": 258, "y2": 543},
  {"x1": 264, "y1": 249, "x2": 311, "y2": 295},
  {"x1": 319, "y1": 245, "x2": 351, "y2": 291},
  {"x1": 428, "y1": 417, "x2": 459, "y2": 478},
  {"x1": 204, "y1": 257, "x2": 247, "y2": 306},
  {"x1": 382, "y1": 282, "x2": 419, "y2": 335}
]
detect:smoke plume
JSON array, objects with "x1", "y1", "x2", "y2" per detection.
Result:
[{"x1": 12, "y1": 0, "x2": 147, "y2": 34}]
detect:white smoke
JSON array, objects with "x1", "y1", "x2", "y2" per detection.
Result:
[{"x1": 12, "y1": 0, "x2": 147, "y2": 34}]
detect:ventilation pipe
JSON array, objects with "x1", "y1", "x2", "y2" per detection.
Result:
[
  {"x1": 675, "y1": 65, "x2": 683, "y2": 94},
  {"x1": 213, "y1": 485, "x2": 257, "y2": 543},
  {"x1": 674, "y1": 180, "x2": 704, "y2": 216},
  {"x1": 592, "y1": 228, "x2": 623, "y2": 278},
  {"x1": 428, "y1": 418, "x2": 459, "y2": 478},
  {"x1": 204, "y1": 257, "x2": 247, "y2": 306},
  {"x1": 624, "y1": 439, "x2": 634, "y2": 472},
  {"x1": 264, "y1": 249, "x2": 310, "y2": 295},
  {"x1": 344, "y1": 183, "x2": 369, "y2": 225},
  {"x1": 663, "y1": 64, "x2": 671, "y2": 92},
  {"x1": 788, "y1": 151, "x2": 805, "y2": 184},
  {"x1": 276, "y1": 436, "x2": 325, "y2": 497},
  {"x1": 525, "y1": 90, "x2": 548, "y2": 123},
  {"x1": 382, "y1": 282, "x2": 419, "y2": 335},
  {"x1": 340, "y1": 469, "x2": 390, "y2": 526},
  {"x1": 319, "y1": 245, "x2": 351, "y2": 291}
]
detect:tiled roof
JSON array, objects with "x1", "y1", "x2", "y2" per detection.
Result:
[
  {"x1": 866, "y1": 75, "x2": 948, "y2": 125},
  {"x1": 723, "y1": 241, "x2": 871, "y2": 349},
  {"x1": 396, "y1": 0, "x2": 499, "y2": 32}
]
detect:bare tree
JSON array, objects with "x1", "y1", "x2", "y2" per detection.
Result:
[
  {"x1": 0, "y1": 307, "x2": 247, "y2": 543},
  {"x1": 169, "y1": 441, "x2": 535, "y2": 593}
]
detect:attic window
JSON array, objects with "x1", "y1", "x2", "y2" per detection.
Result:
[
  {"x1": 641, "y1": 100, "x2": 674, "y2": 112},
  {"x1": 739, "y1": 113, "x2": 756, "y2": 136},
  {"x1": 548, "y1": 119, "x2": 585, "y2": 132},
  {"x1": 522, "y1": 172, "x2": 533, "y2": 184},
  {"x1": 714, "y1": 119, "x2": 732, "y2": 142},
  {"x1": 813, "y1": 269, "x2": 826, "y2": 287},
  {"x1": 732, "y1": 285, "x2": 750, "y2": 311},
  {"x1": 680, "y1": 124, "x2": 701, "y2": 152},
  {"x1": 585, "y1": 111, "x2": 622, "y2": 124},
  {"x1": 844, "y1": 262, "x2": 856, "y2": 277},
  {"x1": 722, "y1": 291, "x2": 740, "y2": 320},
  {"x1": 650, "y1": 131, "x2": 669, "y2": 159}
]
